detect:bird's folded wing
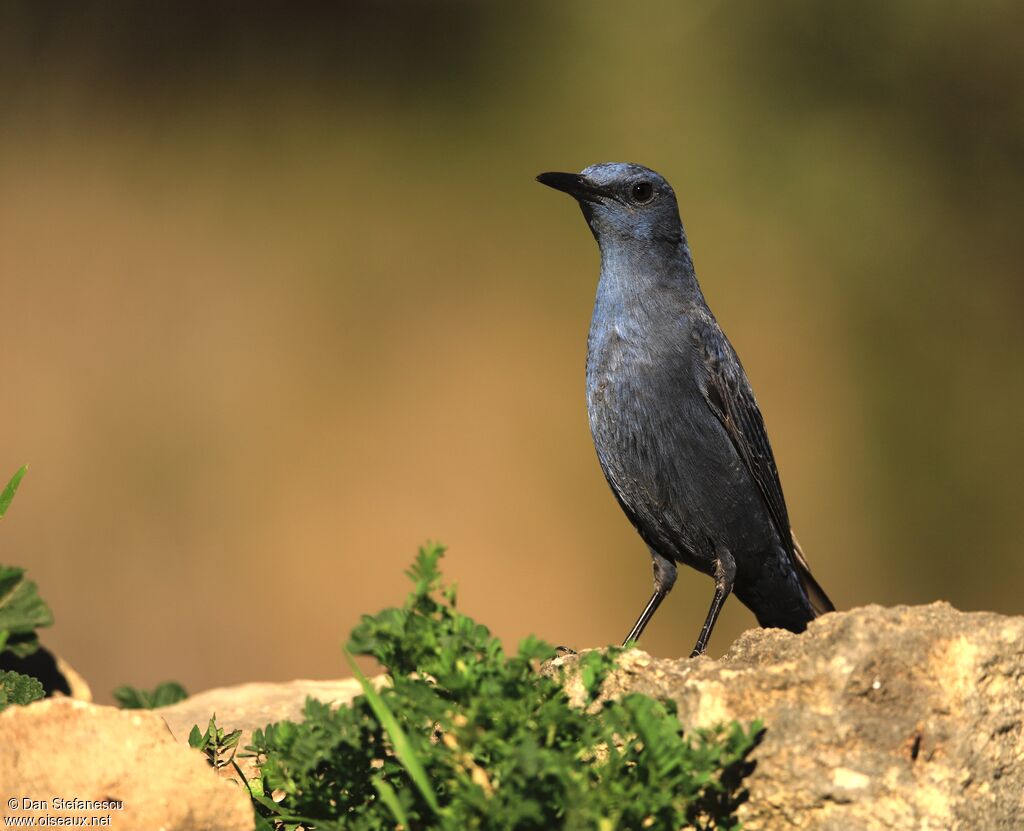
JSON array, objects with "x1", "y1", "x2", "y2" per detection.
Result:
[{"x1": 697, "y1": 320, "x2": 834, "y2": 614}]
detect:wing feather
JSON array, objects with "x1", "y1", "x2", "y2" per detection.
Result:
[{"x1": 696, "y1": 316, "x2": 834, "y2": 614}]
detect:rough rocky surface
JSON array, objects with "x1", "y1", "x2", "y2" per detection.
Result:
[
  {"x1": 554, "y1": 602, "x2": 1024, "y2": 831},
  {"x1": 6, "y1": 604, "x2": 1015, "y2": 830},
  {"x1": 158, "y1": 677, "x2": 378, "y2": 781},
  {"x1": 0, "y1": 697, "x2": 253, "y2": 831}
]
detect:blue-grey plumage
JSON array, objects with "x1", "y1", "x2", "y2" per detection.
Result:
[{"x1": 538, "y1": 163, "x2": 834, "y2": 655}]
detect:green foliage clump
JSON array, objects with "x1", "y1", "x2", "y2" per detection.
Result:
[
  {"x1": 244, "y1": 544, "x2": 761, "y2": 830},
  {"x1": 0, "y1": 669, "x2": 45, "y2": 710},
  {"x1": 0, "y1": 465, "x2": 50, "y2": 712},
  {"x1": 0, "y1": 563, "x2": 53, "y2": 660},
  {"x1": 114, "y1": 680, "x2": 189, "y2": 709}
]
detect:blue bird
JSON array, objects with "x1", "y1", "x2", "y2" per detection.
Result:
[{"x1": 538, "y1": 163, "x2": 834, "y2": 656}]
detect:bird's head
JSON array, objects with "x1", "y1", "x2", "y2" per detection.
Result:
[{"x1": 537, "y1": 162, "x2": 683, "y2": 246}]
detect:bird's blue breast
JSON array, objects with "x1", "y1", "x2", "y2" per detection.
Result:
[{"x1": 585, "y1": 273, "x2": 775, "y2": 570}]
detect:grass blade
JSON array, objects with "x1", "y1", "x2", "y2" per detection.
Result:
[
  {"x1": 0, "y1": 466, "x2": 27, "y2": 519},
  {"x1": 373, "y1": 775, "x2": 410, "y2": 826},
  {"x1": 345, "y1": 648, "x2": 440, "y2": 814}
]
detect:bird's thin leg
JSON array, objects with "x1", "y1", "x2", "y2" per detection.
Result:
[
  {"x1": 622, "y1": 550, "x2": 676, "y2": 646},
  {"x1": 622, "y1": 590, "x2": 666, "y2": 645},
  {"x1": 690, "y1": 549, "x2": 736, "y2": 657}
]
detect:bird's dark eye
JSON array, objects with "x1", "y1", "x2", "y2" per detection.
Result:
[{"x1": 631, "y1": 182, "x2": 654, "y2": 204}]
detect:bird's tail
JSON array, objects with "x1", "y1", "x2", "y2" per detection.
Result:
[{"x1": 791, "y1": 532, "x2": 835, "y2": 617}]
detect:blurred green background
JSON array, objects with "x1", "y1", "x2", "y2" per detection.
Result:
[{"x1": 2, "y1": 2, "x2": 1022, "y2": 703}]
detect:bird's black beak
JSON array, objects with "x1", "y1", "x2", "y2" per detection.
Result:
[{"x1": 536, "y1": 171, "x2": 608, "y2": 203}]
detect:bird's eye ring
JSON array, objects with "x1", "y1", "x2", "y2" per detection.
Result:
[{"x1": 631, "y1": 182, "x2": 654, "y2": 204}]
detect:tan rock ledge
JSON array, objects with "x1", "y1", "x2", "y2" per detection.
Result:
[
  {"x1": 6, "y1": 602, "x2": 1019, "y2": 830},
  {"x1": 553, "y1": 601, "x2": 1024, "y2": 831},
  {"x1": 0, "y1": 697, "x2": 253, "y2": 831}
]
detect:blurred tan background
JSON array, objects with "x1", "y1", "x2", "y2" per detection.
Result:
[{"x1": 2, "y1": 2, "x2": 1022, "y2": 704}]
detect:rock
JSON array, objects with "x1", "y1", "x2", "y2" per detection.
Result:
[
  {"x1": 0, "y1": 697, "x2": 253, "y2": 831},
  {"x1": 9, "y1": 604, "x2": 1012, "y2": 830},
  {"x1": 552, "y1": 602, "x2": 1024, "y2": 831},
  {"x1": 53, "y1": 653, "x2": 93, "y2": 701},
  {"x1": 158, "y1": 677, "x2": 382, "y2": 781}
]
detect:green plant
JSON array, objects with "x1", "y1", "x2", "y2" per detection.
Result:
[
  {"x1": 113, "y1": 680, "x2": 189, "y2": 709},
  {"x1": 0, "y1": 465, "x2": 27, "y2": 520},
  {"x1": 0, "y1": 669, "x2": 45, "y2": 710},
  {"x1": 0, "y1": 564, "x2": 52, "y2": 661},
  {"x1": 0, "y1": 465, "x2": 50, "y2": 713},
  {"x1": 242, "y1": 544, "x2": 762, "y2": 830},
  {"x1": 190, "y1": 714, "x2": 245, "y2": 772}
]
